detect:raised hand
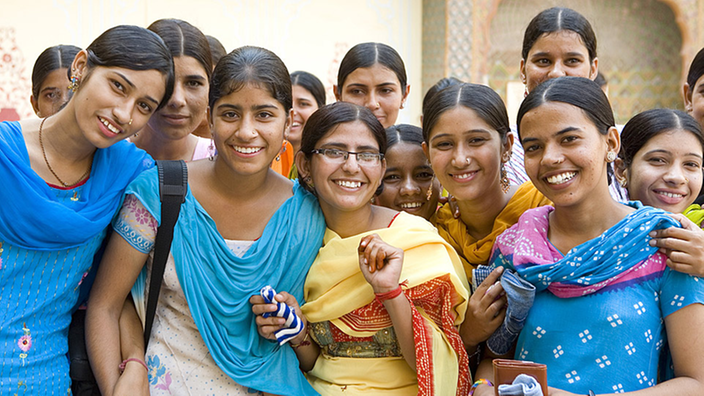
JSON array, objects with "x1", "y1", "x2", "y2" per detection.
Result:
[
  {"x1": 358, "y1": 233, "x2": 405, "y2": 293},
  {"x1": 650, "y1": 213, "x2": 704, "y2": 277}
]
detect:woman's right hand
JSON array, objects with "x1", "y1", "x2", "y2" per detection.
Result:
[
  {"x1": 112, "y1": 363, "x2": 149, "y2": 396},
  {"x1": 460, "y1": 266, "x2": 507, "y2": 348},
  {"x1": 249, "y1": 292, "x2": 307, "y2": 345}
]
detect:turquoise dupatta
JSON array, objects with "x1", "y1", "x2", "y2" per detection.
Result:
[{"x1": 127, "y1": 168, "x2": 324, "y2": 395}]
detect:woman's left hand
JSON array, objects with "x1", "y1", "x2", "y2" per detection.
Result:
[
  {"x1": 358, "y1": 233, "x2": 404, "y2": 293},
  {"x1": 650, "y1": 213, "x2": 704, "y2": 277}
]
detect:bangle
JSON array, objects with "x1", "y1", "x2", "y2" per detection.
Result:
[
  {"x1": 469, "y1": 378, "x2": 493, "y2": 395},
  {"x1": 290, "y1": 331, "x2": 310, "y2": 349},
  {"x1": 118, "y1": 358, "x2": 148, "y2": 374}
]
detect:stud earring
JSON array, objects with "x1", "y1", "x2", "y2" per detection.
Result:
[
  {"x1": 606, "y1": 151, "x2": 616, "y2": 162},
  {"x1": 68, "y1": 76, "x2": 80, "y2": 92}
]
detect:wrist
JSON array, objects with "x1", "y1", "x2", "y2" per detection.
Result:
[{"x1": 119, "y1": 358, "x2": 149, "y2": 375}]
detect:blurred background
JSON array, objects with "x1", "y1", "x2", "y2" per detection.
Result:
[{"x1": 1, "y1": 0, "x2": 702, "y2": 125}]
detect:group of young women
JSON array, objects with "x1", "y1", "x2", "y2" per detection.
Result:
[{"x1": 5, "y1": 5, "x2": 704, "y2": 396}]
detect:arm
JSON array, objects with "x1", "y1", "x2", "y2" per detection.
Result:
[
  {"x1": 650, "y1": 213, "x2": 704, "y2": 277},
  {"x1": 250, "y1": 293, "x2": 321, "y2": 372},
  {"x1": 85, "y1": 232, "x2": 150, "y2": 396},
  {"x1": 358, "y1": 234, "x2": 417, "y2": 370}
]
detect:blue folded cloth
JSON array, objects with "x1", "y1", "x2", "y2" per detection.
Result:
[
  {"x1": 474, "y1": 266, "x2": 536, "y2": 355},
  {"x1": 260, "y1": 285, "x2": 304, "y2": 345},
  {"x1": 498, "y1": 374, "x2": 543, "y2": 396}
]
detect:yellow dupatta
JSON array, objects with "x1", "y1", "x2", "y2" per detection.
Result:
[
  {"x1": 435, "y1": 182, "x2": 550, "y2": 277},
  {"x1": 685, "y1": 203, "x2": 704, "y2": 227},
  {"x1": 302, "y1": 212, "x2": 470, "y2": 396}
]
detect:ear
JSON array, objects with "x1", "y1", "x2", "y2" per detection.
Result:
[
  {"x1": 295, "y1": 150, "x2": 311, "y2": 182},
  {"x1": 605, "y1": 126, "x2": 620, "y2": 159},
  {"x1": 589, "y1": 57, "x2": 599, "y2": 81},
  {"x1": 284, "y1": 108, "x2": 294, "y2": 140},
  {"x1": 422, "y1": 141, "x2": 430, "y2": 160},
  {"x1": 400, "y1": 84, "x2": 411, "y2": 109},
  {"x1": 30, "y1": 94, "x2": 40, "y2": 117},
  {"x1": 333, "y1": 85, "x2": 342, "y2": 102},
  {"x1": 501, "y1": 132, "x2": 515, "y2": 162},
  {"x1": 70, "y1": 50, "x2": 89, "y2": 82},
  {"x1": 613, "y1": 157, "x2": 628, "y2": 187},
  {"x1": 684, "y1": 83, "x2": 694, "y2": 113},
  {"x1": 206, "y1": 106, "x2": 214, "y2": 131},
  {"x1": 519, "y1": 58, "x2": 527, "y2": 85}
]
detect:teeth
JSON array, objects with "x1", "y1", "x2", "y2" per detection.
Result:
[
  {"x1": 400, "y1": 202, "x2": 422, "y2": 209},
  {"x1": 234, "y1": 146, "x2": 262, "y2": 154},
  {"x1": 100, "y1": 117, "x2": 121, "y2": 134},
  {"x1": 546, "y1": 172, "x2": 576, "y2": 185},
  {"x1": 658, "y1": 191, "x2": 684, "y2": 199},
  {"x1": 453, "y1": 172, "x2": 474, "y2": 180},
  {"x1": 292, "y1": 122, "x2": 301, "y2": 127},
  {"x1": 336, "y1": 180, "x2": 362, "y2": 188}
]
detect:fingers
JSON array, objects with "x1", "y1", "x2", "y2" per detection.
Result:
[
  {"x1": 358, "y1": 234, "x2": 398, "y2": 273},
  {"x1": 650, "y1": 235, "x2": 694, "y2": 252},
  {"x1": 474, "y1": 266, "x2": 504, "y2": 295}
]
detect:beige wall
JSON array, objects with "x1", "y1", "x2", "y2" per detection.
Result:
[{"x1": 0, "y1": 0, "x2": 422, "y2": 124}]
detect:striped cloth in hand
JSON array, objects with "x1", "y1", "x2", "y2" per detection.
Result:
[{"x1": 260, "y1": 285, "x2": 303, "y2": 345}]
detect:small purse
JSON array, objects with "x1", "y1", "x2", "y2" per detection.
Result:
[{"x1": 492, "y1": 359, "x2": 548, "y2": 396}]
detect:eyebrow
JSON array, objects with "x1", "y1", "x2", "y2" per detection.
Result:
[
  {"x1": 40, "y1": 86, "x2": 59, "y2": 93},
  {"x1": 644, "y1": 149, "x2": 703, "y2": 159},
  {"x1": 216, "y1": 103, "x2": 280, "y2": 111},
  {"x1": 430, "y1": 129, "x2": 492, "y2": 142},
  {"x1": 530, "y1": 51, "x2": 585, "y2": 58},
  {"x1": 521, "y1": 126, "x2": 580, "y2": 144},
  {"x1": 320, "y1": 142, "x2": 379, "y2": 151},
  {"x1": 185, "y1": 74, "x2": 207, "y2": 81}
]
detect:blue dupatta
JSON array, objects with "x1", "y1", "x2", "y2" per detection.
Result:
[
  {"x1": 490, "y1": 202, "x2": 680, "y2": 297},
  {"x1": 127, "y1": 168, "x2": 324, "y2": 396},
  {"x1": 0, "y1": 121, "x2": 153, "y2": 250}
]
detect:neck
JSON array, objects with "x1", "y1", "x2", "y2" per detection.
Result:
[
  {"x1": 550, "y1": 184, "x2": 627, "y2": 243},
  {"x1": 40, "y1": 107, "x2": 97, "y2": 163},
  {"x1": 457, "y1": 184, "x2": 514, "y2": 240},
  {"x1": 132, "y1": 124, "x2": 196, "y2": 161},
  {"x1": 207, "y1": 156, "x2": 275, "y2": 201},
  {"x1": 322, "y1": 203, "x2": 377, "y2": 239}
]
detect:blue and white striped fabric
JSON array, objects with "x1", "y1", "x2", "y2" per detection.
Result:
[{"x1": 260, "y1": 286, "x2": 303, "y2": 345}]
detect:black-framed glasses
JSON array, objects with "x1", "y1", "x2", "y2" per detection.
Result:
[{"x1": 311, "y1": 148, "x2": 384, "y2": 165}]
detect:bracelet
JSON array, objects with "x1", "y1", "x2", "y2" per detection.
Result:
[
  {"x1": 118, "y1": 358, "x2": 149, "y2": 374},
  {"x1": 469, "y1": 378, "x2": 493, "y2": 395},
  {"x1": 374, "y1": 280, "x2": 409, "y2": 305},
  {"x1": 290, "y1": 331, "x2": 310, "y2": 349}
]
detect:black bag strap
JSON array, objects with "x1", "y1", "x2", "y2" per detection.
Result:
[{"x1": 143, "y1": 160, "x2": 188, "y2": 347}]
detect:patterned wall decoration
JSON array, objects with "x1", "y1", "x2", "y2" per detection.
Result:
[
  {"x1": 0, "y1": 28, "x2": 32, "y2": 121},
  {"x1": 422, "y1": 0, "x2": 447, "y2": 93},
  {"x1": 446, "y1": 0, "x2": 473, "y2": 82},
  {"x1": 483, "y1": 0, "x2": 683, "y2": 124}
]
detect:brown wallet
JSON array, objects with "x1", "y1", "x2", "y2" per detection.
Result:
[{"x1": 492, "y1": 359, "x2": 548, "y2": 396}]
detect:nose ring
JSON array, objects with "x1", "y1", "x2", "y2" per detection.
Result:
[{"x1": 375, "y1": 102, "x2": 381, "y2": 109}]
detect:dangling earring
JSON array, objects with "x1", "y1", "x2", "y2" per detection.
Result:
[
  {"x1": 500, "y1": 164, "x2": 510, "y2": 194},
  {"x1": 426, "y1": 176, "x2": 434, "y2": 201},
  {"x1": 68, "y1": 76, "x2": 80, "y2": 92},
  {"x1": 208, "y1": 139, "x2": 216, "y2": 161},
  {"x1": 618, "y1": 177, "x2": 628, "y2": 188},
  {"x1": 275, "y1": 140, "x2": 287, "y2": 162}
]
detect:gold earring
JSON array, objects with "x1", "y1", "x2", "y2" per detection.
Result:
[
  {"x1": 500, "y1": 164, "x2": 510, "y2": 194},
  {"x1": 606, "y1": 151, "x2": 616, "y2": 162}
]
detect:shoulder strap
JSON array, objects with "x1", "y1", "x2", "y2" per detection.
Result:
[{"x1": 143, "y1": 160, "x2": 188, "y2": 347}]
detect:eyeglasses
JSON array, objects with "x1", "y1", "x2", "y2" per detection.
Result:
[{"x1": 311, "y1": 148, "x2": 384, "y2": 165}]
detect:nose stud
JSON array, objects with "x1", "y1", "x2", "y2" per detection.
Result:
[{"x1": 128, "y1": 119, "x2": 133, "y2": 126}]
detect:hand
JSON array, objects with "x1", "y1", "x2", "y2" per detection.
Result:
[
  {"x1": 460, "y1": 266, "x2": 507, "y2": 347},
  {"x1": 249, "y1": 292, "x2": 307, "y2": 344},
  {"x1": 649, "y1": 213, "x2": 704, "y2": 277},
  {"x1": 358, "y1": 234, "x2": 404, "y2": 293},
  {"x1": 112, "y1": 362, "x2": 149, "y2": 396},
  {"x1": 438, "y1": 194, "x2": 460, "y2": 219}
]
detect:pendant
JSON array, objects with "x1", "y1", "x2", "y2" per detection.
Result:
[{"x1": 71, "y1": 191, "x2": 79, "y2": 202}]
